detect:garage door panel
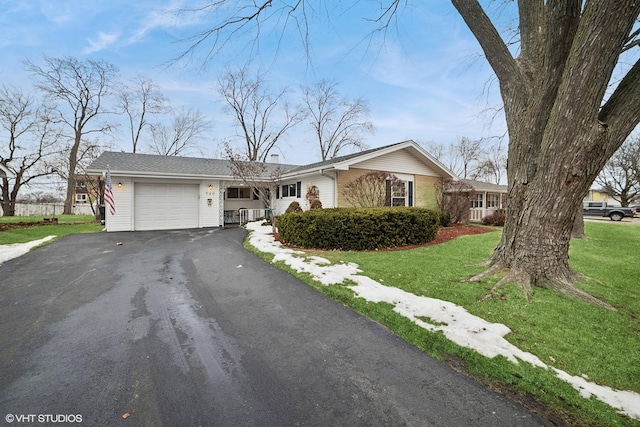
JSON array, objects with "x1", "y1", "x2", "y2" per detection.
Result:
[{"x1": 134, "y1": 183, "x2": 199, "y2": 231}]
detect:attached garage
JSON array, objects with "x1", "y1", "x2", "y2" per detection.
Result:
[{"x1": 134, "y1": 183, "x2": 199, "y2": 231}]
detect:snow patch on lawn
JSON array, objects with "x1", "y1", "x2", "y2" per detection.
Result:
[
  {"x1": 245, "y1": 221, "x2": 640, "y2": 420},
  {"x1": 0, "y1": 236, "x2": 56, "y2": 266}
]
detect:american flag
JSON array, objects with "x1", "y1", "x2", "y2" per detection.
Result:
[{"x1": 104, "y1": 169, "x2": 116, "y2": 216}]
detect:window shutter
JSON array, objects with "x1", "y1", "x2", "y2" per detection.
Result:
[
  {"x1": 408, "y1": 181, "x2": 414, "y2": 206},
  {"x1": 276, "y1": 186, "x2": 280, "y2": 199},
  {"x1": 296, "y1": 181, "x2": 302, "y2": 198},
  {"x1": 385, "y1": 180, "x2": 391, "y2": 206}
]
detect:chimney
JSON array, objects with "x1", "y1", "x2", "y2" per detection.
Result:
[{"x1": 270, "y1": 154, "x2": 279, "y2": 164}]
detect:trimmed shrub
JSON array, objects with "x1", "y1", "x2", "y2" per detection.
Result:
[
  {"x1": 277, "y1": 207, "x2": 440, "y2": 251},
  {"x1": 439, "y1": 211, "x2": 452, "y2": 227},
  {"x1": 482, "y1": 209, "x2": 506, "y2": 226},
  {"x1": 309, "y1": 199, "x2": 323, "y2": 209},
  {"x1": 285, "y1": 201, "x2": 303, "y2": 213}
]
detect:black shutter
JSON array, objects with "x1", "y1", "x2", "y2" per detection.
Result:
[
  {"x1": 408, "y1": 181, "x2": 414, "y2": 206},
  {"x1": 296, "y1": 181, "x2": 302, "y2": 198},
  {"x1": 385, "y1": 180, "x2": 391, "y2": 206},
  {"x1": 276, "y1": 186, "x2": 280, "y2": 199}
]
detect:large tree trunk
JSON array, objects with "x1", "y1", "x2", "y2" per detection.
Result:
[
  {"x1": 63, "y1": 131, "x2": 81, "y2": 215},
  {"x1": 454, "y1": 1, "x2": 640, "y2": 306}
]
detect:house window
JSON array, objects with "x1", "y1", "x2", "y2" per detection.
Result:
[
  {"x1": 76, "y1": 194, "x2": 87, "y2": 204},
  {"x1": 391, "y1": 181, "x2": 406, "y2": 207},
  {"x1": 282, "y1": 182, "x2": 300, "y2": 198},
  {"x1": 487, "y1": 193, "x2": 500, "y2": 208},
  {"x1": 384, "y1": 179, "x2": 413, "y2": 207},
  {"x1": 470, "y1": 194, "x2": 483, "y2": 208},
  {"x1": 227, "y1": 187, "x2": 251, "y2": 199}
]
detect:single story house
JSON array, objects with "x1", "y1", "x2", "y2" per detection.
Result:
[
  {"x1": 584, "y1": 188, "x2": 624, "y2": 207},
  {"x1": 461, "y1": 179, "x2": 508, "y2": 222},
  {"x1": 86, "y1": 140, "x2": 458, "y2": 232}
]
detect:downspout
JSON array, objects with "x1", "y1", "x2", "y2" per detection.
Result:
[{"x1": 320, "y1": 169, "x2": 337, "y2": 208}]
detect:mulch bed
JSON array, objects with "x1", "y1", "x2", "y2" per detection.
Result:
[
  {"x1": 0, "y1": 222, "x2": 50, "y2": 232},
  {"x1": 271, "y1": 224, "x2": 495, "y2": 251}
]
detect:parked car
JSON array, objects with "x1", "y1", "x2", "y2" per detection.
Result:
[{"x1": 582, "y1": 201, "x2": 637, "y2": 221}]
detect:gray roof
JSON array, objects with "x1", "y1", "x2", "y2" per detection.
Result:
[
  {"x1": 460, "y1": 179, "x2": 507, "y2": 193},
  {"x1": 87, "y1": 140, "x2": 457, "y2": 180},
  {"x1": 284, "y1": 141, "x2": 405, "y2": 174},
  {"x1": 87, "y1": 151, "x2": 298, "y2": 178}
]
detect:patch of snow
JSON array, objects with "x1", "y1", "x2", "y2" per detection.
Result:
[
  {"x1": 0, "y1": 236, "x2": 56, "y2": 266},
  {"x1": 244, "y1": 221, "x2": 640, "y2": 420}
]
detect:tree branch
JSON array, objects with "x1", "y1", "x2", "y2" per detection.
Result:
[{"x1": 451, "y1": 0, "x2": 520, "y2": 85}]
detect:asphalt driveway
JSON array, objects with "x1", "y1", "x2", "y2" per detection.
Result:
[{"x1": 0, "y1": 228, "x2": 546, "y2": 426}]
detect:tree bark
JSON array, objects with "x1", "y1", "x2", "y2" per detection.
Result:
[{"x1": 454, "y1": 1, "x2": 640, "y2": 306}]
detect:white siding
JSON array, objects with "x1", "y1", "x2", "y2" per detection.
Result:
[
  {"x1": 353, "y1": 150, "x2": 439, "y2": 176},
  {"x1": 106, "y1": 178, "x2": 223, "y2": 232},
  {"x1": 274, "y1": 173, "x2": 336, "y2": 214},
  {"x1": 200, "y1": 181, "x2": 220, "y2": 227},
  {"x1": 106, "y1": 176, "x2": 133, "y2": 232}
]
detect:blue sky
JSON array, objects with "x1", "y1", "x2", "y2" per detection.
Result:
[{"x1": 0, "y1": 0, "x2": 506, "y2": 165}]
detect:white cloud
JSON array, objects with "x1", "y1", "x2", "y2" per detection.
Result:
[{"x1": 84, "y1": 32, "x2": 121, "y2": 54}]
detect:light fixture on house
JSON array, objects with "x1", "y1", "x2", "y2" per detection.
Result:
[
  {"x1": 208, "y1": 184, "x2": 213, "y2": 191},
  {"x1": 117, "y1": 182, "x2": 123, "y2": 189}
]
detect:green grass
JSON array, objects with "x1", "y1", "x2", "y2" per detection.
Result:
[
  {"x1": 0, "y1": 214, "x2": 96, "y2": 224},
  {"x1": 0, "y1": 215, "x2": 102, "y2": 244},
  {"x1": 245, "y1": 221, "x2": 640, "y2": 426}
]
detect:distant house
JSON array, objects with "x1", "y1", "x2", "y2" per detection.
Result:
[
  {"x1": 584, "y1": 188, "x2": 622, "y2": 207},
  {"x1": 457, "y1": 179, "x2": 508, "y2": 223},
  {"x1": 86, "y1": 140, "x2": 458, "y2": 232},
  {"x1": 73, "y1": 175, "x2": 102, "y2": 206}
]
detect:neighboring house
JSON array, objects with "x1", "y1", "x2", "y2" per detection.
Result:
[
  {"x1": 461, "y1": 179, "x2": 508, "y2": 223},
  {"x1": 584, "y1": 188, "x2": 622, "y2": 207},
  {"x1": 86, "y1": 140, "x2": 457, "y2": 232},
  {"x1": 73, "y1": 175, "x2": 102, "y2": 205}
]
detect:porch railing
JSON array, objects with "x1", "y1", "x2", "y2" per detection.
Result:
[{"x1": 238, "y1": 208, "x2": 271, "y2": 224}]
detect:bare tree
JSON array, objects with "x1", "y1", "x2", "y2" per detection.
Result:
[
  {"x1": 302, "y1": 79, "x2": 373, "y2": 161},
  {"x1": 0, "y1": 85, "x2": 61, "y2": 216},
  {"x1": 595, "y1": 134, "x2": 640, "y2": 206},
  {"x1": 178, "y1": 2, "x2": 640, "y2": 306},
  {"x1": 223, "y1": 142, "x2": 281, "y2": 231},
  {"x1": 25, "y1": 56, "x2": 118, "y2": 214},
  {"x1": 342, "y1": 171, "x2": 402, "y2": 208},
  {"x1": 218, "y1": 64, "x2": 304, "y2": 162},
  {"x1": 117, "y1": 75, "x2": 169, "y2": 153},
  {"x1": 435, "y1": 179, "x2": 475, "y2": 225},
  {"x1": 149, "y1": 107, "x2": 211, "y2": 156},
  {"x1": 427, "y1": 137, "x2": 485, "y2": 180},
  {"x1": 426, "y1": 137, "x2": 506, "y2": 183}
]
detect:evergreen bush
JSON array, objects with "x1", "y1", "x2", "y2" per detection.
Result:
[{"x1": 277, "y1": 207, "x2": 440, "y2": 250}]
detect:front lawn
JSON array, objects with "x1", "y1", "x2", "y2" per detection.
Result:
[
  {"x1": 246, "y1": 221, "x2": 640, "y2": 427},
  {"x1": 0, "y1": 215, "x2": 102, "y2": 244}
]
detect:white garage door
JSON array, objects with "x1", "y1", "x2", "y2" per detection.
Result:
[{"x1": 134, "y1": 183, "x2": 199, "y2": 231}]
